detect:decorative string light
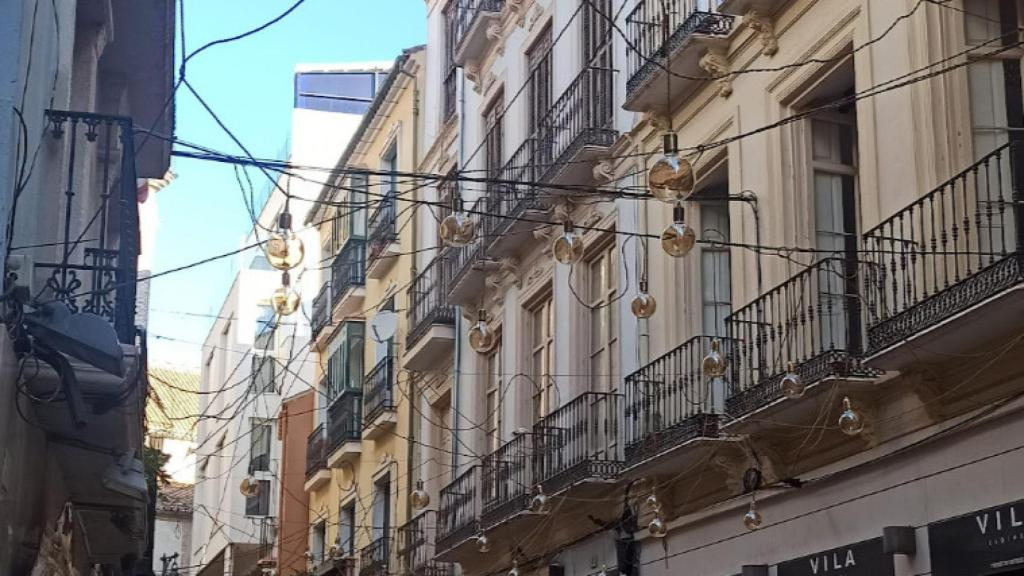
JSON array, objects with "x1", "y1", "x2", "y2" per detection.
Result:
[
  {"x1": 838, "y1": 397, "x2": 865, "y2": 436},
  {"x1": 271, "y1": 271, "x2": 300, "y2": 316},
  {"x1": 648, "y1": 133, "x2": 695, "y2": 202},
  {"x1": 439, "y1": 193, "x2": 476, "y2": 247},
  {"x1": 702, "y1": 338, "x2": 726, "y2": 379},
  {"x1": 631, "y1": 280, "x2": 657, "y2": 319},
  {"x1": 468, "y1": 309, "x2": 497, "y2": 354},
  {"x1": 661, "y1": 203, "x2": 696, "y2": 257},
  {"x1": 508, "y1": 561, "x2": 520, "y2": 576},
  {"x1": 743, "y1": 495, "x2": 763, "y2": 530},
  {"x1": 266, "y1": 210, "x2": 305, "y2": 270},
  {"x1": 529, "y1": 484, "x2": 551, "y2": 514},
  {"x1": 781, "y1": 362, "x2": 805, "y2": 399},
  {"x1": 411, "y1": 479, "x2": 430, "y2": 510},
  {"x1": 475, "y1": 533, "x2": 491, "y2": 553},
  {"x1": 551, "y1": 221, "x2": 584, "y2": 265},
  {"x1": 648, "y1": 515, "x2": 668, "y2": 538}
]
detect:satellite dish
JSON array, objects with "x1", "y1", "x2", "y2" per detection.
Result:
[
  {"x1": 240, "y1": 477, "x2": 260, "y2": 497},
  {"x1": 369, "y1": 311, "x2": 397, "y2": 343}
]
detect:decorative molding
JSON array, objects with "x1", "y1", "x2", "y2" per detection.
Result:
[
  {"x1": 486, "y1": 22, "x2": 503, "y2": 42},
  {"x1": 742, "y1": 11, "x2": 778, "y2": 57},
  {"x1": 642, "y1": 111, "x2": 671, "y2": 132},
  {"x1": 465, "y1": 63, "x2": 482, "y2": 94},
  {"x1": 699, "y1": 48, "x2": 733, "y2": 98},
  {"x1": 508, "y1": 0, "x2": 527, "y2": 27},
  {"x1": 483, "y1": 72, "x2": 497, "y2": 95},
  {"x1": 525, "y1": 264, "x2": 546, "y2": 287},
  {"x1": 709, "y1": 451, "x2": 747, "y2": 494},
  {"x1": 551, "y1": 199, "x2": 574, "y2": 223},
  {"x1": 592, "y1": 159, "x2": 616, "y2": 184},
  {"x1": 527, "y1": 4, "x2": 542, "y2": 31},
  {"x1": 581, "y1": 208, "x2": 604, "y2": 229}
]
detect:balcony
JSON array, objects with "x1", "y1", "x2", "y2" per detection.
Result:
[
  {"x1": 723, "y1": 258, "x2": 878, "y2": 433},
  {"x1": 624, "y1": 336, "x2": 739, "y2": 475},
  {"x1": 358, "y1": 537, "x2": 392, "y2": 576},
  {"x1": 452, "y1": 0, "x2": 504, "y2": 67},
  {"x1": 623, "y1": 0, "x2": 735, "y2": 112},
  {"x1": 717, "y1": 0, "x2": 788, "y2": 16},
  {"x1": 443, "y1": 198, "x2": 492, "y2": 306},
  {"x1": 406, "y1": 257, "x2": 456, "y2": 370},
  {"x1": 312, "y1": 283, "x2": 331, "y2": 344},
  {"x1": 533, "y1": 392, "x2": 624, "y2": 495},
  {"x1": 480, "y1": 433, "x2": 534, "y2": 528},
  {"x1": 436, "y1": 466, "x2": 481, "y2": 557},
  {"x1": 398, "y1": 511, "x2": 453, "y2": 576},
  {"x1": 366, "y1": 194, "x2": 399, "y2": 279},
  {"x1": 862, "y1": 142, "x2": 1024, "y2": 371},
  {"x1": 327, "y1": 390, "x2": 362, "y2": 468},
  {"x1": 312, "y1": 556, "x2": 358, "y2": 576},
  {"x1": 485, "y1": 139, "x2": 546, "y2": 256},
  {"x1": 305, "y1": 423, "x2": 331, "y2": 492},
  {"x1": 362, "y1": 356, "x2": 397, "y2": 439},
  {"x1": 536, "y1": 66, "x2": 618, "y2": 186},
  {"x1": 331, "y1": 237, "x2": 366, "y2": 319}
]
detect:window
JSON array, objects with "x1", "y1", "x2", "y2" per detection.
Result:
[
  {"x1": 529, "y1": 297, "x2": 554, "y2": 421},
  {"x1": 583, "y1": 0, "x2": 614, "y2": 129},
  {"x1": 339, "y1": 502, "x2": 356, "y2": 556},
  {"x1": 255, "y1": 305, "x2": 276, "y2": 351},
  {"x1": 526, "y1": 27, "x2": 553, "y2": 137},
  {"x1": 700, "y1": 202, "x2": 731, "y2": 337},
  {"x1": 965, "y1": 0, "x2": 1023, "y2": 158},
  {"x1": 251, "y1": 354, "x2": 277, "y2": 394},
  {"x1": 442, "y1": 2, "x2": 458, "y2": 119},
  {"x1": 484, "y1": 341, "x2": 503, "y2": 451},
  {"x1": 327, "y1": 322, "x2": 365, "y2": 399},
  {"x1": 347, "y1": 174, "x2": 368, "y2": 239},
  {"x1": 249, "y1": 419, "x2": 273, "y2": 473},
  {"x1": 588, "y1": 243, "x2": 619, "y2": 393},
  {"x1": 245, "y1": 479, "x2": 271, "y2": 516},
  {"x1": 311, "y1": 521, "x2": 327, "y2": 564},
  {"x1": 294, "y1": 71, "x2": 381, "y2": 114},
  {"x1": 484, "y1": 92, "x2": 504, "y2": 181},
  {"x1": 371, "y1": 474, "x2": 391, "y2": 543}
]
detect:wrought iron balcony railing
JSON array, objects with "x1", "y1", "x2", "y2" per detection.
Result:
[
  {"x1": 623, "y1": 335, "x2": 730, "y2": 465},
  {"x1": 480, "y1": 433, "x2": 533, "y2": 527},
  {"x1": 624, "y1": 0, "x2": 734, "y2": 95},
  {"x1": 453, "y1": 0, "x2": 504, "y2": 53},
  {"x1": 442, "y1": 195, "x2": 488, "y2": 297},
  {"x1": 533, "y1": 391, "x2": 623, "y2": 495},
  {"x1": 436, "y1": 465, "x2": 481, "y2": 551},
  {"x1": 398, "y1": 511, "x2": 453, "y2": 576},
  {"x1": 311, "y1": 282, "x2": 331, "y2": 339},
  {"x1": 358, "y1": 536, "x2": 392, "y2": 576},
  {"x1": 363, "y1": 356, "x2": 395, "y2": 425},
  {"x1": 366, "y1": 193, "x2": 397, "y2": 267},
  {"x1": 725, "y1": 258, "x2": 875, "y2": 417},
  {"x1": 327, "y1": 391, "x2": 363, "y2": 453},
  {"x1": 862, "y1": 142, "x2": 1023, "y2": 354},
  {"x1": 306, "y1": 423, "x2": 328, "y2": 478},
  {"x1": 332, "y1": 237, "x2": 366, "y2": 308},
  {"x1": 36, "y1": 110, "x2": 139, "y2": 343},
  {"x1": 536, "y1": 66, "x2": 617, "y2": 182},
  {"x1": 484, "y1": 138, "x2": 543, "y2": 242},
  {"x1": 407, "y1": 256, "x2": 456, "y2": 349}
]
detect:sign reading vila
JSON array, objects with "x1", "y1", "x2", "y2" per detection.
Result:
[
  {"x1": 929, "y1": 499, "x2": 1024, "y2": 576},
  {"x1": 777, "y1": 538, "x2": 892, "y2": 576}
]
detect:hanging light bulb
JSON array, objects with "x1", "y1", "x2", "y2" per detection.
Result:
[
  {"x1": 508, "y1": 562, "x2": 520, "y2": 576},
  {"x1": 648, "y1": 133, "x2": 695, "y2": 203},
  {"x1": 272, "y1": 271, "x2": 301, "y2": 316},
  {"x1": 598, "y1": 565, "x2": 609, "y2": 576},
  {"x1": 475, "y1": 533, "x2": 491, "y2": 553},
  {"x1": 266, "y1": 211, "x2": 306, "y2": 270},
  {"x1": 644, "y1": 494, "x2": 661, "y2": 512},
  {"x1": 468, "y1": 309, "x2": 497, "y2": 354},
  {"x1": 529, "y1": 485, "x2": 551, "y2": 514},
  {"x1": 410, "y1": 479, "x2": 430, "y2": 510},
  {"x1": 781, "y1": 362, "x2": 805, "y2": 400},
  {"x1": 439, "y1": 194, "x2": 476, "y2": 247},
  {"x1": 743, "y1": 499, "x2": 763, "y2": 530},
  {"x1": 551, "y1": 221, "x2": 584, "y2": 265},
  {"x1": 648, "y1": 514, "x2": 667, "y2": 538},
  {"x1": 661, "y1": 203, "x2": 696, "y2": 258},
  {"x1": 838, "y1": 397, "x2": 864, "y2": 436},
  {"x1": 631, "y1": 280, "x2": 657, "y2": 319},
  {"x1": 702, "y1": 338, "x2": 726, "y2": 379}
]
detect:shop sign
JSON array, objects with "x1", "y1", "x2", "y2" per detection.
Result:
[
  {"x1": 929, "y1": 499, "x2": 1024, "y2": 576},
  {"x1": 777, "y1": 538, "x2": 892, "y2": 576}
]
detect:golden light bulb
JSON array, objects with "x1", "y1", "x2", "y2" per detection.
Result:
[
  {"x1": 631, "y1": 281, "x2": 657, "y2": 319},
  {"x1": 743, "y1": 501, "x2": 763, "y2": 530},
  {"x1": 439, "y1": 211, "x2": 476, "y2": 247},
  {"x1": 468, "y1": 309, "x2": 496, "y2": 354},
  {"x1": 551, "y1": 222, "x2": 584, "y2": 265},
  {"x1": 702, "y1": 338, "x2": 726, "y2": 379},
  {"x1": 266, "y1": 212, "x2": 305, "y2": 270},
  {"x1": 475, "y1": 534, "x2": 491, "y2": 553},
  {"x1": 529, "y1": 486, "x2": 551, "y2": 514},
  {"x1": 648, "y1": 515, "x2": 667, "y2": 538},
  {"x1": 272, "y1": 272, "x2": 301, "y2": 316},
  {"x1": 508, "y1": 563, "x2": 520, "y2": 576},
  {"x1": 411, "y1": 479, "x2": 430, "y2": 510},
  {"x1": 781, "y1": 362, "x2": 805, "y2": 400},
  {"x1": 645, "y1": 494, "x2": 661, "y2": 512},
  {"x1": 661, "y1": 204, "x2": 696, "y2": 258},
  {"x1": 648, "y1": 133, "x2": 694, "y2": 203},
  {"x1": 838, "y1": 397, "x2": 864, "y2": 436}
]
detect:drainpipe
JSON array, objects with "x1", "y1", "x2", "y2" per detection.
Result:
[{"x1": 453, "y1": 65, "x2": 467, "y2": 475}]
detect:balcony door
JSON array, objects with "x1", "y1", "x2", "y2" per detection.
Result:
[
  {"x1": 583, "y1": 0, "x2": 614, "y2": 130},
  {"x1": 372, "y1": 474, "x2": 391, "y2": 550},
  {"x1": 527, "y1": 27, "x2": 553, "y2": 166}
]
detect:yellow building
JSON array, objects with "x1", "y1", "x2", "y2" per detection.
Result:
[{"x1": 303, "y1": 46, "x2": 429, "y2": 576}]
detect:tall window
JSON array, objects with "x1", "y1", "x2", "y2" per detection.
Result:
[
  {"x1": 339, "y1": 501, "x2": 356, "y2": 556},
  {"x1": 255, "y1": 304, "x2": 275, "y2": 351},
  {"x1": 347, "y1": 174, "x2": 368, "y2": 239},
  {"x1": 530, "y1": 297, "x2": 554, "y2": 421},
  {"x1": 583, "y1": 0, "x2": 614, "y2": 129},
  {"x1": 700, "y1": 202, "x2": 731, "y2": 337},
  {"x1": 371, "y1": 474, "x2": 391, "y2": 543},
  {"x1": 311, "y1": 521, "x2": 327, "y2": 564},
  {"x1": 251, "y1": 354, "x2": 277, "y2": 394},
  {"x1": 327, "y1": 322, "x2": 365, "y2": 399},
  {"x1": 484, "y1": 341, "x2": 503, "y2": 451},
  {"x1": 526, "y1": 27, "x2": 553, "y2": 137},
  {"x1": 442, "y1": 1, "x2": 458, "y2": 120},
  {"x1": 248, "y1": 419, "x2": 274, "y2": 473},
  {"x1": 245, "y1": 479, "x2": 271, "y2": 516},
  {"x1": 965, "y1": 0, "x2": 1023, "y2": 158},
  {"x1": 588, "y1": 243, "x2": 619, "y2": 393},
  {"x1": 484, "y1": 92, "x2": 505, "y2": 183}
]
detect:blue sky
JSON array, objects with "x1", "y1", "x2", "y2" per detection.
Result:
[{"x1": 148, "y1": 1, "x2": 426, "y2": 367}]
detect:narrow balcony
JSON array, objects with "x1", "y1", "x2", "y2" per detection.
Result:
[
  {"x1": 862, "y1": 142, "x2": 1024, "y2": 371},
  {"x1": 536, "y1": 66, "x2": 618, "y2": 186},
  {"x1": 305, "y1": 423, "x2": 331, "y2": 492},
  {"x1": 724, "y1": 258, "x2": 878, "y2": 433},
  {"x1": 362, "y1": 356, "x2": 397, "y2": 440},
  {"x1": 358, "y1": 536, "x2": 392, "y2": 576},
  {"x1": 312, "y1": 556, "x2": 358, "y2": 576},
  {"x1": 452, "y1": 0, "x2": 504, "y2": 67},
  {"x1": 327, "y1": 390, "x2": 363, "y2": 468},
  {"x1": 444, "y1": 197, "x2": 491, "y2": 306},
  {"x1": 480, "y1": 433, "x2": 533, "y2": 528},
  {"x1": 311, "y1": 282, "x2": 331, "y2": 345},
  {"x1": 623, "y1": 335, "x2": 740, "y2": 476},
  {"x1": 623, "y1": 0, "x2": 735, "y2": 112},
  {"x1": 533, "y1": 391, "x2": 624, "y2": 495},
  {"x1": 406, "y1": 257, "x2": 456, "y2": 370},
  {"x1": 717, "y1": 0, "x2": 788, "y2": 17},
  {"x1": 366, "y1": 193, "x2": 399, "y2": 279},
  {"x1": 332, "y1": 237, "x2": 366, "y2": 320},
  {"x1": 485, "y1": 140, "x2": 546, "y2": 256},
  {"x1": 398, "y1": 511, "x2": 454, "y2": 576},
  {"x1": 435, "y1": 466, "x2": 481, "y2": 558}
]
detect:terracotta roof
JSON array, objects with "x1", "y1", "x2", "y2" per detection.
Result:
[
  {"x1": 147, "y1": 365, "x2": 200, "y2": 441},
  {"x1": 157, "y1": 481, "x2": 194, "y2": 515}
]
